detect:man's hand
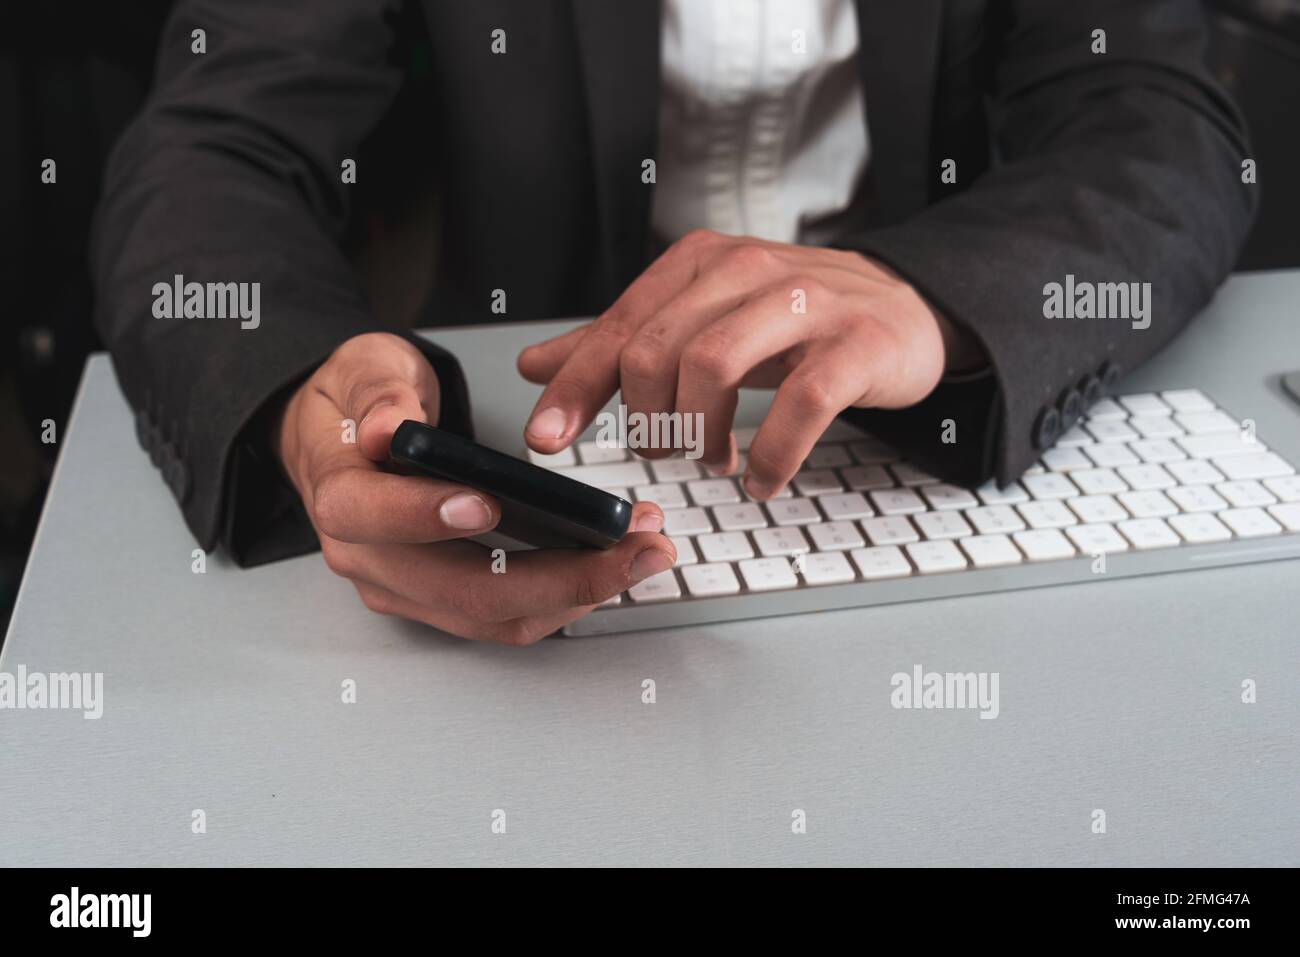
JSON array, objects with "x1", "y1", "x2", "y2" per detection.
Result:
[
  {"x1": 275, "y1": 332, "x2": 676, "y2": 643},
  {"x1": 518, "y1": 230, "x2": 982, "y2": 499}
]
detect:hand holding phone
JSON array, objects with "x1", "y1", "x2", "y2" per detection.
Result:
[{"x1": 274, "y1": 332, "x2": 675, "y2": 643}]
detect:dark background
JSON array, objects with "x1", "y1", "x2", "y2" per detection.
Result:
[{"x1": 2, "y1": 0, "x2": 1298, "y2": 634}]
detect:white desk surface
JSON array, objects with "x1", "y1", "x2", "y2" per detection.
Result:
[{"x1": 2, "y1": 271, "x2": 1298, "y2": 866}]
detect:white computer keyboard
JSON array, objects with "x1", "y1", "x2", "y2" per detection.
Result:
[{"x1": 527, "y1": 390, "x2": 1300, "y2": 635}]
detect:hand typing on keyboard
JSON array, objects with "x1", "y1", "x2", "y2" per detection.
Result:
[
  {"x1": 527, "y1": 389, "x2": 1300, "y2": 635},
  {"x1": 517, "y1": 229, "x2": 983, "y2": 500}
]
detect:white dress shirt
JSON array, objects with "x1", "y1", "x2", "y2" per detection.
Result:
[{"x1": 652, "y1": 0, "x2": 870, "y2": 247}]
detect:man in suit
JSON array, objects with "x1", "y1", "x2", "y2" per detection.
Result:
[{"x1": 91, "y1": 0, "x2": 1255, "y2": 642}]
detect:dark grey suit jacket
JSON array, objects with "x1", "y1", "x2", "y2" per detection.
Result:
[{"x1": 90, "y1": 0, "x2": 1256, "y2": 566}]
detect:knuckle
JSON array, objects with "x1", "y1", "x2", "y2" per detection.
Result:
[
  {"x1": 680, "y1": 333, "x2": 736, "y2": 383},
  {"x1": 620, "y1": 334, "x2": 668, "y2": 383},
  {"x1": 319, "y1": 537, "x2": 355, "y2": 579},
  {"x1": 678, "y1": 228, "x2": 720, "y2": 252},
  {"x1": 785, "y1": 373, "x2": 838, "y2": 417},
  {"x1": 725, "y1": 243, "x2": 776, "y2": 273},
  {"x1": 310, "y1": 473, "x2": 349, "y2": 540},
  {"x1": 355, "y1": 584, "x2": 393, "y2": 616},
  {"x1": 451, "y1": 578, "x2": 509, "y2": 624}
]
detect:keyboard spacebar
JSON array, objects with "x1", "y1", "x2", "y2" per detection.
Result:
[{"x1": 554, "y1": 461, "x2": 650, "y2": 490}]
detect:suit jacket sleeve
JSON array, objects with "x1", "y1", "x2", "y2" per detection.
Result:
[
  {"x1": 90, "y1": 0, "x2": 471, "y2": 567},
  {"x1": 833, "y1": 0, "x2": 1256, "y2": 487}
]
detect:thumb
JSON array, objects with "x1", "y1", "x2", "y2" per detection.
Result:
[{"x1": 323, "y1": 333, "x2": 442, "y2": 462}]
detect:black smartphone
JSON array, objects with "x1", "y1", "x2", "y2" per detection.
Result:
[{"x1": 388, "y1": 420, "x2": 633, "y2": 549}]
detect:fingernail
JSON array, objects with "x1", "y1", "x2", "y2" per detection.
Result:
[
  {"x1": 705, "y1": 460, "x2": 732, "y2": 477},
  {"x1": 743, "y1": 473, "x2": 771, "y2": 500},
  {"x1": 440, "y1": 492, "x2": 491, "y2": 530},
  {"x1": 633, "y1": 511, "x2": 664, "y2": 533},
  {"x1": 630, "y1": 547, "x2": 674, "y2": 584},
  {"x1": 526, "y1": 406, "x2": 568, "y2": 441}
]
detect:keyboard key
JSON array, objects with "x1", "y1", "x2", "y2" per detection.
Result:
[
  {"x1": 1218, "y1": 507, "x2": 1282, "y2": 538},
  {"x1": 1022, "y1": 473, "x2": 1078, "y2": 500},
  {"x1": 1070, "y1": 468, "x2": 1127, "y2": 496},
  {"x1": 890, "y1": 462, "x2": 941, "y2": 486},
  {"x1": 712, "y1": 502, "x2": 768, "y2": 531},
  {"x1": 905, "y1": 540, "x2": 967, "y2": 573},
  {"x1": 819, "y1": 419, "x2": 867, "y2": 442},
  {"x1": 1168, "y1": 512, "x2": 1232, "y2": 544},
  {"x1": 870, "y1": 488, "x2": 927, "y2": 515},
  {"x1": 921, "y1": 483, "x2": 978, "y2": 510},
  {"x1": 850, "y1": 545, "x2": 912, "y2": 579},
  {"x1": 680, "y1": 562, "x2": 741, "y2": 597},
  {"x1": 860, "y1": 516, "x2": 919, "y2": 546},
  {"x1": 663, "y1": 507, "x2": 713, "y2": 535},
  {"x1": 1017, "y1": 500, "x2": 1078, "y2": 529},
  {"x1": 807, "y1": 521, "x2": 865, "y2": 551},
  {"x1": 687, "y1": 478, "x2": 740, "y2": 506},
  {"x1": 1264, "y1": 476, "x2": 1300, "y2": 502},
  {"x1": 650, "y1": 457, "x2": 702, "y2": 482},
  {"x1": 817, "y1": 492, "x2": 874, "y2": 520},
  {"x1": 793, "y1": 469, "x2": 843, "y2": 496},
  {"x1": 753, "y1": 526, "x2": 811, "y2": 557},
  {"x1": 1213, "y1": 452, "x2": 1294, "y2": 482},
  {"x1": 1065, "y1": 523, "x2": 1129, "y2": 555},
  {"x1": 1012, "y1": 528, "x2": 1076, "y2": 561},
  {"x1": 767, "y1": 498, "x2": 822, "y2": 525},
  {"x1": 1160, "y1": 389, "x2": 1215, "y2": 413},
  {"x1": 1174, "y1": 410, "x2": 1238, "y2": 434},
  {"x1": 1041, "y1": 447, "x2": 1092, "y2": 471},
  {"x1": 628, "y1": 569, "x2": 681, "y2": 602},
  {"x1": 738, "y1": 557, "x2": 799, "y2": 592},
  {"x1": 1117, "y1": 463, "x2": 1175, "y2": 490},
  {"x1": 669, "y1": 536, "x2": 698, "y2": 566},
  {"x1": 1128, "y1": 438, "x2": 1186, "y2": 463},
  {"x1": 1130, "y1": 416, "x2": 1184, "y2": 439},
  {"x1": 1055, "y1": 425, "x2": 1092, "y2": 448},
  {"x1": 634, "y1": 483, "x2": 688, "y2": 509},
  {"x1": 799, "y1": 551, "x2": 857, "y2": 585},
  {"x1": 1267, "y1": 503, "x2": 1300, "y2": 531},
  {"x1": 697, "y1": 532, "x2": 754, "y2": 563},
  {"x1": 1165, "y1": 459, "x2": 1224, "y2": 486},
  {"x1": 1086, "y1": 398, "x2": 1128, "y2": 419},
  {"x1": 848, "y1": 438, "x2": 898, "y2": 464},
  {"x1": 1119, "y1": 393, "x2": 1171, "y2": 417},
  {"x1": 742, "y1": 481, "x2": 793, "y2": 501},
  {"x1": 527, "y1": 447, "x2": 577, "y2": 468},
  {"x1": 839, "y1": 464, "x2": 895, "y2": 491},
  {"x1": 1167, "y1": 485, "x2": 1228, "y2": 513},
  {"x1": 1215, "y1": 481, "x2": 1276, "y2": 508},
  {"x1": 1068, "y1": 494, "x2": 1128, "y2": 524},
  {"x1": 555, "y1": 461, "x2": 650, "y2": 489},
  {"x1": 975, "y1": 480, "x2": 1029, "y2": 505},
  {"x1": 913, "y1": 511, "x2": 973, "y2": 541},
  {"x1": 1177, "y1": 433, "x2": 1266, "y2": 459},
  {"x1": 804, "y1": 445, "x2": 852, "y2": 469},
  {"x1": 965, "y1": 505, "x2": 1025, "y2": 534},
  {"x1": 1117, "y1": 517, "x2": 1180, "y2": 549},
  {"x1": 1086, "y1": 420, "x2": 1139, "y2": 443},
  {"x1": 577, "y1": 441, "x2": 628, "y2": 464},
  {"x1": 1118, "y1": 490, "x2": 1178, "y2": 518},
  {"x1": 959, "y1": 534, "x2": 1022, "y2": 567},
  {"x1": 1083, "y1": 442, "x2": 1140, "y2": 468}
]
